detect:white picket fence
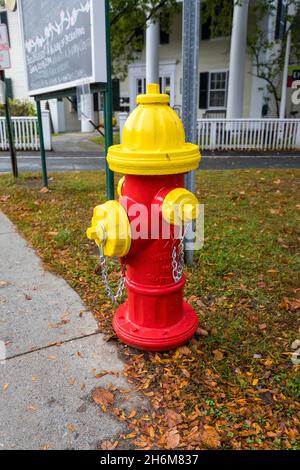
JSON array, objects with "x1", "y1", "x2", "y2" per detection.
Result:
[
  {"x1": 0, "y1": 112, "x2": 52, "y2": 151},
  {"x1": 197, "y1": 119, "x2": 300, "y2": 151}
]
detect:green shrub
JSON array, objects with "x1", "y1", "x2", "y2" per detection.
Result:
[{"x1": 0, "y1": 99, "x2": 36, "y2": 117}]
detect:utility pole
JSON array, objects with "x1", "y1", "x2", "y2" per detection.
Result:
[
  {"x1": 0, "y1": 69, "x2": 18, "y2": 178},
  {"x1": 146, "y1": 15, "x2": 160, "y2": 85},
  {"x1": 182, "y1": 0, "x2": 200, "y2": 265}
]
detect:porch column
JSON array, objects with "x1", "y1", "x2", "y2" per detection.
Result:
[
  {"x1": 81, "y1": 94, "x2": 94, "y2": 133},
  {"x1": 227, "y1": 0, "x2": 249, "y2": 119},
  {"x1": 146, "y1": 17, "x2": 160, "y2": 85}
]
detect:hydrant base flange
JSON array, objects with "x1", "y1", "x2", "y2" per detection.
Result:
[{"x1": 113, "y1": 302, "x2": 198, "y2": 352}]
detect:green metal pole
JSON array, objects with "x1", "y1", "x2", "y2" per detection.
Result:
[
  {"x1": 0, "y1": 70, "x2": 18, "y2": 178},
  {"x1": 36, "y1": 99, "x2": 48, "y2": 188},
  {"x1": 104, "y1": 0, "x2": 114, "y2": 200}
]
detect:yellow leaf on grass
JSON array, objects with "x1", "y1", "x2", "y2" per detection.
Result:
[
  {"x1": 252, "y1": 378, "x2": 259, "y2": 386},
  {"x1": 264, "y1": 358, "x2": 273, "y2": 366}
]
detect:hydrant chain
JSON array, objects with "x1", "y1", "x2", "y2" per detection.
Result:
[
  {"x1": 172, "y1": 225, "x2": 185, "y2": 283},
  {"x1": 98, "y1": 246, "x2": 126, "y2": 304}
]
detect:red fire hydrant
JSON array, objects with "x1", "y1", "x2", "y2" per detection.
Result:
[{"x1": 87, "y1": 84, "x2": 201, "y2": 351}]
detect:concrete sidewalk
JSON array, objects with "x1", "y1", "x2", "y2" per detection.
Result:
[
  {"x1": 52, "y1": 131, "x2": 102, "y2": 153},
  {"x1": 0, "y1": 212, "x2": 142, "y2": 450}
]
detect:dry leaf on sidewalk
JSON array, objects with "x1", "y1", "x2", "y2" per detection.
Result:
[
  {"x1": 100, "y1": 440, "x2": 118, "y2": 450},
  {"x1": 92, "y1": 387, "x2": 114, "y2": 407}
]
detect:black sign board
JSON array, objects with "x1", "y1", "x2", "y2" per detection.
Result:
[{"x1": 19, "y1": 0, "x2": 106, "y2": 96}]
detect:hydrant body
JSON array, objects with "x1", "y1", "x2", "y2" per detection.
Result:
[{"x1": 87, "y1": 84, "x2": 201, "y2": 351}]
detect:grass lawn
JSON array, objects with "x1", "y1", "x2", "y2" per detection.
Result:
[{"x1": 0, "y1": 169, "x2": 299, "y2": 450}]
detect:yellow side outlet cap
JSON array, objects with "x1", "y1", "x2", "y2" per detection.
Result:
[
  {"x1": 86, "y1": 200, "x2": 131, "y2": 257},
  {"x1": 162, "y1": 188, "x2": 199, "y2": 226}
]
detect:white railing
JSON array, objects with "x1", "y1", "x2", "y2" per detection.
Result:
[
  {"x1": 197, "y1": 119, "x2": 300, "y2": 151},
  {"x1": 0, "y1": 111, "x2": 52, "y2": 151}
]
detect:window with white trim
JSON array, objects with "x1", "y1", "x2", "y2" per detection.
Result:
[{"x1": 208, "y1": 71, "x2": 228, "y2": 109}]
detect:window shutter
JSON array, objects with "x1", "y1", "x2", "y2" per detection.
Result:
[
  {"x1": 5, "y1": 78, "x2": 13, "y2": 100},
  {"x1": 199, "y1": 72, "x2": 209, "y2": 109},
  {"x1": 112, "y1": 78, "x2": 120, "y2": 111}
]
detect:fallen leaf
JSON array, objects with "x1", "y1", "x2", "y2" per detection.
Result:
[
  {"x1": 39, "y1": 187, "x2": 50, "y2": 194},
  {"x1": 0, "y1": 280, "x2": 10, "y2": 288},
  {"x1": 177, "y1": 346, "x2": 191, "y2": 356},
  {"x1": 252, "y1": 378, "x2": 259, "y2": 386},
  {"x1": 196, "y1": 327, "x2": 209, "y2": 337},
  {"x1": 68, "y1": 377, "x2": 76, "y2": 385},
  {"x1": 291, "y1": 339, "x2": 300, "y2": 350},
  {"x1": 67, "y1": 423, "x2": 76, "y2": 433},
  {"x1": 127, "y1": 409, "x2": 137, "y2": 419},
  {"x1": 165, "y1": 428, "x2": 180, "y2": 449},
  {"x1": 165, "y1": 409, "x2": 183, "y2": 428},
  {"x1": 100, "y1": 440, "x2": 118, "y2": 450},
  {"x1": 257, "y1": 281, "x2": 266, "y2": 288},
  {"x1": 213, "y1": 349, "x2": 224, "y2": 361},
  {"x1": 92, "y1": 387, "x2": 114, "y2": 407},
  {"x1": 40, "y1": 444, "x2": 51, "y2": 450},
  {"x1": 3, "y1": 383, "x2": 9, "y2": 391},
  {"x1": 200, "y1": 425, "x2": 221, "y2": 449},
  {"x1": 94, "y1": 372, "x2": 108, "y2": 379},
  {"x1": 26, "y1": 404, "x2": 37, "y2": 412},
  {"x1": 264, "y1": 358, "x2": 273, "y2": 366}
]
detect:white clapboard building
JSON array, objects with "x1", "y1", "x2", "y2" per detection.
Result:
[{"x1": 2, "y1": 0, "x2": 300, "y2": 134}]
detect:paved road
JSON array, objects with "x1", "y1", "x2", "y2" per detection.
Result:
[
  {"x1": 0, "y1": 212, "x2": 143, "y2": 449},
  {"x1": 0, "y1": 152, "x2": 300, "y2": 173}
]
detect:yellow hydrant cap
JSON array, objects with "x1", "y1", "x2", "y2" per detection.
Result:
[
  {"x1": 162, "y1": 188, "x2": 200, "y2": 226},
  {"x1": 107, "y1": 84, "x2": 201, "y2": 176},
  {"x1": 86, "y1": 201, "x2": 131, "y2": 257}
]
